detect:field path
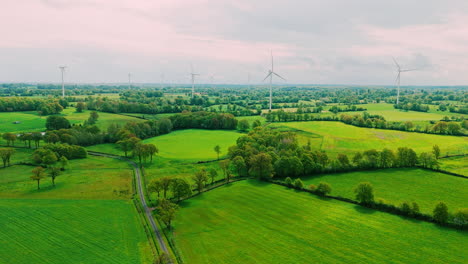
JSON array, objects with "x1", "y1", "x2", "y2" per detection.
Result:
[{"x1": 88, "y1": 151, "x2": 172, "y2": 260}]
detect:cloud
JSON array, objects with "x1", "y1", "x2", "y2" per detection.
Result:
[{"x1": 1, "y1": 0, "x2": 468, "y2": 84}]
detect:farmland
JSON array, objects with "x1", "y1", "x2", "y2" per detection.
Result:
[
  {"x1": 173, "y1": 180, "x2": 468, "y2": 264},
  {"x1": 270, "y1": 121, "x2": 467, "y2": 156},
  {"x1": 0, "y1": 199, "x2": 151, "y2": 264},
  {"x1": 299, "y1": 168, "x2": 467, "y2": 214},
  {"x1": 439, "y1": 156, "x2": 468, "y2": 176}
]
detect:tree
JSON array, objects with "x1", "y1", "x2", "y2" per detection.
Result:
[
  {"x1": 48, "y1": 167, "x2": 61, "y2": 187},
  {"x1": 337, "y1": 153, "x2": 350, "y2": 168},
  {"x1": 171, "y1": 178, "x2": 192, "y2": 201},
  {"x1": 0, "y1": 148, "x2": 15, "y2": 168},
  {"x1": 293, "y1": 178, "x2": 304, "y2": 189},
  {"x1": 219, "y1": 159, "x2": 230, "y2": 180},
  {"x1": 117, "y1": 136, "x2": 140, "y2": 157},
  {"x1": 249, "y1": 153, "x2": 274, "y2": 179},
  {"x1": 154, "y1": 252, "x2": 172, "y2": 264},
  {"x1": 399, "y1": 201, "x2": 412, "y2": 215},
  {"x1": 160, "y1": 177, "x2": 172, "y2": 198},
  {"x1": 208, "y1": 168, "x2": 218, "y2": 184},
  {"x1": 379, "y1": 148, "x2": 395, "y2": 168},
  {"x1": 412, "y1": 202, "x2": 420, "y2": 215},
  {"x1": 433, "y1": 202, "x2": 449, "y2": 224},
  {"x1": 31, "y1": 166, "x2": 46, "y2": 190},
  {"x1": 252, "y1": 119, "x2": 261, "y2": 129},
  {"x1": 447, "y1": 122, "x2": 461, "y2": 135},
  {"x1": 419, "y1": 152, "x2": 439, "y2": 169},
  {"x1": 146, "y1": 144, "x2": 159, "y2": 162},
  {"x1": 76, "y1": 102, "x2": 86, "y2": 112},
  {"x1": 231, "y1": 156, "x2": 247, "y2": 177},
  {"x1": 2, "y1": 132, "x2": 17, "y2": 146},
  {"x1": 214, "y1": 145, "x2": 221, "y2": 160},
  {"x1": 316, "y1": 182, "x2": 332, "y2": 196},
  {"x1": 31, "y1": 132, "x2": 43, "y2": 148},
  {"x1": 59, "y1": 156, "x2": 69, "y2": 170},
  {"x1": 432, "y1": 145, "x2": 441, "y2": 159},
  {"x1": 354, "y1": 182, "x2": 374, "y2": 204},
  {"x1": 45, "y1": 116, "x2": 71, "y2": 130},
  {"x1": 87, "y1": 111, "x2": 99, "y2": 125},
  {"x1": 148, "y1": 179, "x2": 163, "y2": 198},
  {"x1": 156, "y1": 199, "x2": 179, "y2": 229},
  {"x1": 32, "y1": 148, "x2": 57, "y2": 167},
  {"x1": 192, "y1": 169, "x2": 209, "y2": 193},
  {"x1": 238, "y1": 119, "x2": 250, "y2": 132}
]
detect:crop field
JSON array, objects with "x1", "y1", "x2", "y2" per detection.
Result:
[
  {"x1": 141, "y1": 129, "x2": 242, "y2": 161},
  {"x1": 299, "y1": 168, "x2": 467, "y2": 214},
  {"x1": 439, "y1": 156, "x2": 468, "y2": 176},
  {"x1": 60, "y1": 108, "x2": 144, "y2": 130},
  {"x1": 173, "y1": 180, "x2": 467, "y2": 264},
  {"x1": 0, "y1": 199, "x2": 151, "y2": 264},
  {"x1": 270, "y1": 121, "x2": 467, "y2": 156},
  {"x1": 0, "y1": 155, "x2": 133, "y2": 199}
]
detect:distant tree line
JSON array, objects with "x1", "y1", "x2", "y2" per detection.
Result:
[{"x1": 0, "y1": 97, "x2": 68, "y2": 115}]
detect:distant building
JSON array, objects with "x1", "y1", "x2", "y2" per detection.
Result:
[{"x1": 12, "y1": 121, "x2": 21, "y2": 124}]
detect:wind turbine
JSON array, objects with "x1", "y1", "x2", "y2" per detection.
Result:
[
  {"x1": 59, "y1": 66, "x2": 67, "y2": 98},
  {"x1": 190, "y1": 64, "x2": 200, "y2": 98},
  {"x1": 128, "y1": 73, "x2": 132, "y2": 89},
  {"x1": 160, "y1": 73, "x2": 165, "y2": 89},
  {"x1": 263, "y1": 51, "x2": 286, "y2": 110},
  {"x1": 392, "y1": 57, "x2": 417, "y2": 105}
]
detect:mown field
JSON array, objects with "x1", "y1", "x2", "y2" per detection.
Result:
[
  {"x1": 174, "y1": 180, "x2": 468, "y2": 264},
  {"x1": 439, "y1": 156, "x2": 467, "y2": 176},
  {"x1": 270, "y1": 121, "x2": 467, "y2": 156},
  {"x1": 299, "y1": 168, "x2": 467, "y2": 214},
  {"x1": 0, "y1": 199, "x2": 151, "y2": 264},
  {"x1": 0, "y1": 107, "x2": 143, "y2": 133},
  {"x1": 141, "y1": 129, "x2": 242, "y2": 161},
  {"x1": 0, "y1": 154, "x2": 133, "y2": 200}
]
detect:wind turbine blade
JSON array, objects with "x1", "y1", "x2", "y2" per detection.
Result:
[
  {"x1": 400, "y1": 68, "x2": 418, "y2": 72},
  {"x1": 263, "y1": 72, "x2": 272, "y2": 82},
  {"x1": 190, "y1": 63, "x2": 194, "y2": 74},
  {"x1": 392, "y1": 57, "x2": 400, "y2": 69},
  {"x1": 272, "y1": 72, "x2": 286, "y2": 81},
  {"x1": 271, "y1": 50, "x2": 274, "y2": 72}
]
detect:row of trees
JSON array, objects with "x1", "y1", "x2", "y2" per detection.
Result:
[{"x1": 0, "y1": 148, "x2": 15, "y2": 167}]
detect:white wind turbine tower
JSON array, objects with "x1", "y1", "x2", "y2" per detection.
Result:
[
  {"x1": 392, "y1": 57, "x2": 417, "y2": 105},
  {"x1": 263, "y1": 51, "x2": 286, "y2": 110},
  {"x1": 190, "y1": 64, "x2": 200, "y2": 98},
  {"x1": 59, "y1": 66, "x2": 67, "y2": 98},
  {"x1": 128, "y1": 73, "x2": 132, "y2": 89},
  {"x1": 160, "y1": 73, "x2": 164, "y2": 89}
]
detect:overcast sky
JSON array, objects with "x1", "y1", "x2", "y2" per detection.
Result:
[{"x1": 1, "y1": 0, "x2": 468, "y2": 85}]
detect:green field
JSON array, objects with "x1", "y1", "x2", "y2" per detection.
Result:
[
  {"x1": 0, "y1": 108, "x2": 143, "y2": 133},
  {"x1": 439, "y1": 156, "x2": 468, "y2": 176},
  {"x1": 299, "y1": 168, "x2": 467, "y2": 214},
  {"x1": 174, "y1": 180, "x2": 467, "y2": 264},
  {"x1": 0, "y1": 199, "x2": 151, "y2": 264},
  {"x1": 270, "y1": 121, "x2": 467, "y2": 156},
  {"x1": 0, "y1": 155, "x2": 133, "y2": 199},
  {"x1": 141, "y1": 129, "x2": 242, "y2": 161}
]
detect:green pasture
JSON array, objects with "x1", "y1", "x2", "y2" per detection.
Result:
[
  {"x1": 299, "y1": 168, "x2": 467, "y2": 214},
  {"x1": 270, "y1": 121, "x2": 467, "y2": 156},
  {"x1": 0, "y1": 199, "x2": 151, "y2": 264},
  {"x1": 0, "y1": 155, "x2": 133, "y2": 200},
  {"x1": 439, "y1": 156, "x2": 467, "y2": 176},
  {"x1": 174, "y1": 180, "x2": 467, "y2": 264},
  {"x1": 141, "y1": 129, "x2": 242, "y2": 161}
]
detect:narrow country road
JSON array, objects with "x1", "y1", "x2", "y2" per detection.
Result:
[{"x1": 88, "y1": 151, "x2": 171, "y2": 257}]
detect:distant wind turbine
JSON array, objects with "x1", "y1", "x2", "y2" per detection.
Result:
[
  {"x1": 190, "y1": 64, "x2": 200, "y2": 98},
  {"x1": 128, "y1": 73, "x2": 132, "y2": 89},
  {"x1": 263, "y1": 51, "x2": 286, "y2": 110},
  {"x1": 59, "y1": 66, "x2": 67, "y2": 98},
  {"x1": 160, "y1": 73, "x2": 165, "y2": 89},
  {"x1": 392, "y1": 57, "x2": 417, "y2": 105}
]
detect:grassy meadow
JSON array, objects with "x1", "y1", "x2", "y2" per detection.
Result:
[
  {"x1": 439, "y1": 156, "x2": 467, "y2": 176},
  {"x1": 299, "y1": 168, "x2": 467, "y2": 214},
  {"x1": 141, "y1": 129, "x2": 242, "y2": 161},
  {"x1": 0, "y1": 199, "x2": 151, "y2": 264},
  {"x1": 270, "y1": 121, "x2": 467, "y2": 156},
  {"x1": 174, "y1": 180, "x2": 468, "y2": 264}
]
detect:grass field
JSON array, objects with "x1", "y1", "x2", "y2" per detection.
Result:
[
  {"x1": 141, "y1": 129, "x2": 242, "y2": 161},
  {"x1": 0, "y1": 108, "x2": 144, "y2": 133},
  {"x1": 298, "y1": 168, "x2": 467, "y2": 214},
  {"x1": 270, "y1": 121, "x2": 467, "y2": 156},
  {"x1": 174, "y1": 180, "x2": 467, "y2": 264},
  {"x1": 439, "y1": 156, "x2": 468, "y2": 176},
  {"x1": 0, "y1": 199, "x2": 151, "y2": 264},
  {"x1": 0, "y1": 155, "x2": 133, "y2": 200}
]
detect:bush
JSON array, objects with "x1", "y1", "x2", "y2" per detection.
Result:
[
  {"x1": 316, "y1": 182, "x2": 332, "y2": 196},
  {"x1": 293, "y1": 178, "x2": 304, "y2": 189},
  {"x1": 452, "y1": 208, "x2": 468, "y2": 227},
  {"x1": 308, "y1": 184, "x2": 317, "y2": 191},
  {"x1": 354, "y1": 182, "x2": 374, "y2": 204},
  {"x1": 285, "y1": 177, "x2": 293, "y2": 187},
  {"x1": 433, "y1": 202, "x2": 449, "y2": 224}
]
